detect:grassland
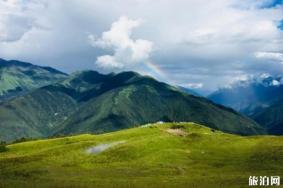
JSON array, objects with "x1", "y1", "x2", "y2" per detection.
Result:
[{"x1": 0, "y1": 122, "x2": 282, "y2": 188}]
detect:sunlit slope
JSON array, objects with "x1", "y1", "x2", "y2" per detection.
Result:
[{"x1": 0, "y1": 122, "x2": 282, "y2": 188}]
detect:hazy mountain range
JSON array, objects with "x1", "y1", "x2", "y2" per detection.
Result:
[
  {"x1": 209, "y1": 75, "x2": 283, "y2": 134},
  {"x1": 0, "y1": 59, "x2": 265, "y2": 142}
]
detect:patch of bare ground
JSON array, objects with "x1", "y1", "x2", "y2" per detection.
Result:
[{"x1": 166, "y1": 128, "x2": 188, "y2": 137}]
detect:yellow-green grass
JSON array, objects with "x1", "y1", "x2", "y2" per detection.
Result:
[{"x1": 0, "y1": 122, "x2": 282, "y2": 188}]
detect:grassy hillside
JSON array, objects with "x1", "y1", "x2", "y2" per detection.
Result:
[
  {"x1": 0, "y1": 71, "x2": 264, "y2": 142},
  {"x1": 0, "y1": 58, "x2": 67, "y2": 100},
  {"x1": 0, "y1": 122, "x2": 282, "y2": 188}
]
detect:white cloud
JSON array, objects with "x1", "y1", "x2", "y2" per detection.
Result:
[
  {"x1": 0, "y1": 0, "x2": 46, "y2": 42},
  {"x1": 96, "y1": 55, "x2": 123, "y2": 69},
  {"x1": 255, "y1": 52, "x2": 283, "y2": 62},
  {"x1": 0, "y1": 0, "x2": 282, "y2": 91},
  {"x1": 0, "y1": 0, "x2": 31, "y2": 42},
  {"x1": 259, "y1": 72, "x2": 271, "y2": 79},
  {"x1": 272, "y1": 79, "x2": 280, "y2": 86},
  {"x1": 183, "y1": 83, "x2": 204, "y2": 89},
  {"x1": 0, "y1": 14, "x2": 32, "y2": 42},
  {"x1": 89, "y1": 16, "x2": 153, "y2": 70}
]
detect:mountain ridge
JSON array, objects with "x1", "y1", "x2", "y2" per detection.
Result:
[
  {"x1": 0, "y1": 69, "x2": 265, "y2": 142},
  {"x1": 209, "y1": 75, "x2": 283, "y2": 115},
  {"x1": 0, "y1": 58, "x2": 67, "y2": 75},
  {"x1": 208, "y1": 75, "x2": 283, "y2": 134},
  {"x1": 0, "y1": 58, "x2": 67, "y2": 101}
]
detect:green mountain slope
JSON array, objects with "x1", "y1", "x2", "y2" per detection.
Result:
[
  {"x1": 0, "y1": 71, "x2": 264, "y2": 142},
  {"x1": 57, "y1": 73, "x2": 263, "y2": 136},
  {"x1": 252, "y1": 100, "x2": 283, "y2": 135},
  {"x1": 0, "y1": 89, "x2": 78, "y2": 141},
  {"x1": 0, "y1": 122, "x2": 282, "y2": 188},
  {"x1": 0, "y1": 58, "x2": 67, "y2": 101},
  {"x1": 177, "y1": 86, "x2": 202, "y2": 96}
]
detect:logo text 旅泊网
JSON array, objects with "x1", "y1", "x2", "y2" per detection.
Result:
[{"x1": 249, "y1": 176, "x2": 280, "y2": 186}]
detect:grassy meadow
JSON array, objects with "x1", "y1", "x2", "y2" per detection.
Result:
[{"x1": 0, "y1": 122, "x2": 282, "y2": 188}]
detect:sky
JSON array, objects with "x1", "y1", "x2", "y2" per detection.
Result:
[{"x1": 0, "y1": 0, "x2": 283, "y2": 94}]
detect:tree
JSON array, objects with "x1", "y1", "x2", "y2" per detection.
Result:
[{"x1": 0, "y1": 141, "x2": 8, "y2": 152}]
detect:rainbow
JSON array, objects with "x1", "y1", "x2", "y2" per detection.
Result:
[{"x1": 145, "y1": 61, "x2": 173, "y2": 84}]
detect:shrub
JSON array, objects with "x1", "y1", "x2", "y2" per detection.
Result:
[
  {"x1": 170, "y1": 124, "x2": 185, "y2": 129},
  {"x1": 0, "y1": 141, "x2": 7, "y2": 152},
  {"x1": 13, "y1": 137, "x2": 28, "y2": 144},
  {"x1": 12, "y1": 137, "x2": 37, "y2": 144}
]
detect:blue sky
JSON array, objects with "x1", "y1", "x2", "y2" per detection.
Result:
[
  {"x1": 0, "y1": 0, "x2": 282, "y2": 93},
  {"x1": 261, "y1": 0, "x2": 283, "y2": 8}
]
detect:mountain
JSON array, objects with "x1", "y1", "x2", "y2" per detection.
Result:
[
  {"x1": 251, "y1": 100, "x2": 283, "y2": 135},
  {"x1": 177, "y1": 86, "x2": 201, "y2": 96},
  {"x1": 208, "y1": 75, "x2": 283, "y2": 135},
  {"x1": 208, "y1": 75, "x2": 283, "y2": 116},
  {"x1": 1, "y1": 122, "x2": 282, "y2": 188},
  {"x1": 0, "y1": 70, "x2": 264, "y2": 142},
  {"x1": 0, "y1": 58, "x2": 67, "y2": 101}
]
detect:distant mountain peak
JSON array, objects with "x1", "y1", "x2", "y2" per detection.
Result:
[
  {"x1": 226, "y1": 74, "x2": 283, "y2": 89},
  {"x1": 209, "y1": 73, "x2": 283, "y2": 118},
  {"x1": 112, "y1": 71, "x2": 142, "y2": 80},
  {"x1": 0, "y1": 58, "x2": 67, "y2": 75},
  {"x1": 0, "y1": 58, "x2": 67, "y2": 100}
]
